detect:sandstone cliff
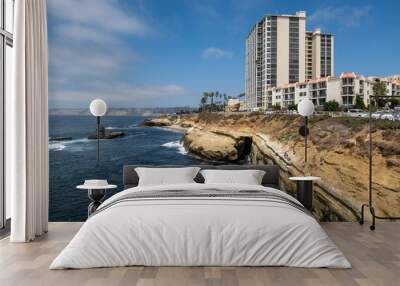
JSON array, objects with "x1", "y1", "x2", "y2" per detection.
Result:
[
  {"x1": 183, "y1": 128, "x2": 252, "y2": 162},
  {"x1": 142, "y1": 112, "x2": 400, "y2": 221}
]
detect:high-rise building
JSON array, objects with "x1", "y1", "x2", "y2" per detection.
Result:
[
  {"x1": 306, "y1": 29, "x2": 334, "y2": 80},
  {"x1": 245, "y1": 11, "x2": 334, "y2": 110}
]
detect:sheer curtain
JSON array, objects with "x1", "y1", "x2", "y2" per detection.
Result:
[{"x1": 8, "y1": 0, "x2": 49, "y2": 242}]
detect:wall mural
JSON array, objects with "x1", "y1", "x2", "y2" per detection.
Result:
[{"x1": 47, "y1": 1, "x2": 400, "y2": 222}]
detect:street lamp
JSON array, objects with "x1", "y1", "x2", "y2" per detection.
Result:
[
  {"x1": 297, "y1": 99, "x2": 315, "y2": 168},
  {"x1": 89, "y1": 99, "x2": 107, "y2": 162}
]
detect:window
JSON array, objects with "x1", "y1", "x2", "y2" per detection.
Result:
[{"x1": 0, "y1": 0, "x2": 14, "y2": 229}]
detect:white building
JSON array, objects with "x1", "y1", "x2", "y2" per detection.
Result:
[
  {"x1": 225, "y1": 98, "x2": 241, "y2": 112},
  {"x1": 262, "y1": 72, "x2": 400, "y2": 110},
  {"x1": 245, "y1": 11, "x2": 334, "y2": 110},
  {"x1": 368, "y1": 75, "x2": 400, "y2": 97}
]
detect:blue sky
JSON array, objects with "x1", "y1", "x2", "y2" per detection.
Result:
[{"x1": 47, "y1": 0, "x2": 400, "y2": 108}]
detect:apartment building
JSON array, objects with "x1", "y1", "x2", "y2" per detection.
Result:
[
  {"x1": 369, "y1": 75, "x2": 400, "y2": 97},
  {"x1": 261, "y1": 72, "x2": 395, "y2": 110},
  {"x1": 306, "y1": 29, "x2": 334, "y2": 80},
  {"x1": 245, "y1": 11, "x2": 334, "y2": 110}
]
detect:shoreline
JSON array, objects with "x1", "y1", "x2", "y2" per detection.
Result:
[{"x1": 161, "y1": 124, "x2": 190, "y2": 132}]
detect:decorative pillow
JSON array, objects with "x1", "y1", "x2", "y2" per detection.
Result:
[
  {"x1": 200, "y1": 169, "x2": 266, "y2": 185},
  {"x1": 135, "y1": 167, "x2": 201, "y2": 186}
]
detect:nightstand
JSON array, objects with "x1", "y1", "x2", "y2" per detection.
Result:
[
  {"x1": 77, "y1": 180, "x2": 117, "y2": 217},
  {"x1": 289, "y1": 176, "x2": 320, "y2": 210}
]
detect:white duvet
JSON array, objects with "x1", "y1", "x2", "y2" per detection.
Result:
[{"x1": 50, "y1": 183, "x2": 351, "y2": 269}]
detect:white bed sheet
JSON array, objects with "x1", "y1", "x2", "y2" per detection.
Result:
[{"x1": 50, "y1": 183, "x2": 351, "y2": 269}]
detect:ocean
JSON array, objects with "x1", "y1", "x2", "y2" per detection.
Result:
[{"x1": 49, "y1": 115, "x2": 201, "y2": 221}]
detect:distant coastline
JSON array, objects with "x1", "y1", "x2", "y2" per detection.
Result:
[{"x1": 49, "y1": 107, "x2": 197, "y2": 116}]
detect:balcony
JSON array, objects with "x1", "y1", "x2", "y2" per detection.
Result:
[
  {"x1": 341, "y1": 79, "x2": 354, "y2": 86},
  {"x1": 342, "y1": 96, "x2": 355, "y2": 106},
  {"x1": 342, "y1": 87, "x2": 355, "y2": 95},
  {"x1": 341, "y1": 92, "x2": 355, "y2": 96}
]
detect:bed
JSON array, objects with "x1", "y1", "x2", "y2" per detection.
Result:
[{"x1": 50, "y1": 165, "x2": 350, "y2": 269}]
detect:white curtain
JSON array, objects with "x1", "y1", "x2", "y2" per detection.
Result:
[{"x1": 8, "y1": 0, "x2": 49, "y2": 242}]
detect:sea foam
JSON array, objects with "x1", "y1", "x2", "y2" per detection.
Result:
[
  {"x1": 48, "y1": 138, "x2": 90, "y2": 151},
  {"x1": 161, "y1": 140, "x2": 187, "y2": 155}
]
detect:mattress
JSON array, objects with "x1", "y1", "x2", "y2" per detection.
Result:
[{"x1": 50, "y1": 183, "x2": 351, "y2": 269}]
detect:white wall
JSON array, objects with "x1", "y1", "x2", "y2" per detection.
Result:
[
  {"x1": 312, "y1": 32, "x2": 321, "y2": 79},
  {"x1": 327, "y1": 78, "x2": 342, "y2": 104},
  {"x1": 276, "y1": 17, "x2": 289, "y2": 86}
]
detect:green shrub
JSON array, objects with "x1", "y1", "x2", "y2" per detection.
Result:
[
  {"x1": 324, "y1": 100, "x2": 340, "y2": 111},
  {"x1": 287, "y1": 103, "x2": 297, "y2": 111},
  {"x1": 354, "y1": 95, "x2": 366, "y2": 110}
]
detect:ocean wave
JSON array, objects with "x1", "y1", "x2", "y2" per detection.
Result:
[
  {"x1": 48, "y1": 142, "x2": 66, "y2": 151},
  {"x1": 161, "y1": 140, "x2": 187, "y2": 155},
  {"x1": 105, "y1": 124, "x2": 137, "y2": 130},
  {"x1": 153, "y1": 126, "x2": 185, "y2": 134},
  {"x1": 48, "y1": 138, "x2": 90, "y2": 151}
]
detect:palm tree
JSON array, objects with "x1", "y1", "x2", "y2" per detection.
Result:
[
  {"x1": 215, "y1": 91, "x2": 220, "y2": 112},
  {"x1": 200, "y1": 93, "x2": 207, "y2": 111},
  {"x1": 223, "y1": 93, "x2": 228, "y2": 112},
  {"x1": 218, "y1": 92, "x2": 223, "y2": 111},
  {"x1": 210, "y1": 92, "x2": 214, "y2": 112}
]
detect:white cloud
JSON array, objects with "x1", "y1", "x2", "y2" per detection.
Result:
[
  {"x1": 47, "y1": 0, "x2": 186, "y2": 108},
  {"x1": 47, "y1": 0, "x2": 152, "y2": 35},
  {"x1": 309, "y1": 5, "x2": 372, "y2": 28},
  {"x1": 48, "y1": 33, "x2": 138, "y2": 83},
  {"x1": 48, "y1": 0, "x2": 143, "y2": 88},
  {"x1": 54, "y1": 24, "x2": 121, "y2": 44},
  {"x1": 49, "y1": 83, "x2": 188, "y2": 108},
  {"x1": 202, "y1": 47, "x2": 233, "y2": 59}
]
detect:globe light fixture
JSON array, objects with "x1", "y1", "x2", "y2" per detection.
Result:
[
  {"x1": 297, "y1": 99, "x2": 315, "y2": 169},
  {"x1": 89, "y1": 99, "x2": 108, "y2": 162},
  {"x1": 297, "y1": 99, "x2": 314, "y2": 117},
  {"x1": 90, "y1": 99, "x2": 107, "y2": 117}
]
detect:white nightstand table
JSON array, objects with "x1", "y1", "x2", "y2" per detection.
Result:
[{"x1": 77, "y1": 180, "x2": 117, "y2": 217}]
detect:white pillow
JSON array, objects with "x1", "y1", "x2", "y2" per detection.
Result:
[
  {"x1": 135, "y1": 167, "x2": 200, "y2": 186},
  {"x1": 200, "y1": 169, "x2": 266, "y2": 185}
]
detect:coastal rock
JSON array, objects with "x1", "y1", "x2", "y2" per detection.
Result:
[
  {"x1": 250, "y1": 135, "x2": 360, "y2": 222},
  {"x1": 386, "y1": 159, "x2": 399, "y2": 168},
  {"x1": 375, "y1": 141, "x2": 400, "y2": 156},
  {"x1": 49, "y1": 136, "x2": 72, "y2": 141},
  {"x1": 183, "y1": 129, "x2": 252, "y2": 162},
  {"x1": 88, "y1": 126, "x2": 125, "y2": 140},
  {"x1": 140, "y1": 116, "x2": 176, "y2": 127}
]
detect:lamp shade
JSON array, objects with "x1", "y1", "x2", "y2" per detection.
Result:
[
  {"x1": 89, "y1": 99, "x2": 107, "y2": 117},
  {"x1": 297, "y1": 99, "x2": 314, "y2": 116}
]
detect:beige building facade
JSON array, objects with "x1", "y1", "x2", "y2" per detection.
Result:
[
  {"x1": 306, "y1": 29, "x2": 334, "y2": 80},
  {"x1": 246, "y1": 11, "x2": 334, "y2": 110}
]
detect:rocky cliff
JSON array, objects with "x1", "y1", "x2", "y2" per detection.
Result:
[
  {"x1": 142, "y1": 112, "x2": 400, "y2": 221},
  {"x1": 183, "y1": 128, "x2": 252, "y2": 162}
]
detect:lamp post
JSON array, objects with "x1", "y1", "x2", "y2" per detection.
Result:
[
  {"x1": 360, "y1": 94, "x2": 400, "y2": 230},
  {"x1": 89, "y1": 99, "x2": 107, "y2": 162},
  {"x1": 297, "y1": 99, "x2": 315, "y2": 169},
  {"x1": 289, "y1": 99, "x2": 317, "y2": 211}
]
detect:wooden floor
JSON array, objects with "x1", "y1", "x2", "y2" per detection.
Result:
[{"x1": 0, "y1": 222, "x2": 399, "y2": 286}]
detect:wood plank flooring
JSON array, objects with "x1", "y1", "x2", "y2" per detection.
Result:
[{"x1": 0, "y1": 222, "x2": 399, "y2": 286}]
